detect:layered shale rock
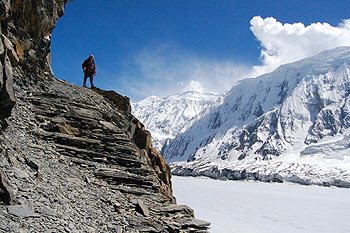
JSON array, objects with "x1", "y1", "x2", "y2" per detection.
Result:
[{"x1": 0, "y1": 0, "x2": 209, "y2": 232}]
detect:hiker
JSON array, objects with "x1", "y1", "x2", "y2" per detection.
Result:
[{"x1": 82, "y1": 55, "x2": 96, "y2": 88}]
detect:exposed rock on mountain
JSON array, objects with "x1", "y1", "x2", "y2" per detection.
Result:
[
  {"x1": 0, "y1": 0, "x2": 209, "y2": 232},
  {"x1": 164, "y1": 47, "x2": 350, "y2": 187}
]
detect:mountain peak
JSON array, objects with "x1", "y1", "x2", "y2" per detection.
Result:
[
  {"x1": 132, "y1": 91, "x2": 223, "y2": 151},
  {"x1": 161, "y1": 46, "x2": 350, "y2": 187}
]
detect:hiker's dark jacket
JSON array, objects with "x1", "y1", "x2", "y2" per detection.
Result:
[{"x1": 82, "y1": 59, "x2": 96, "y2": 75}]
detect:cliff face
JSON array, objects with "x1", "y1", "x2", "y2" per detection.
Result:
[
  {"x1": 1, "y1": 0, "x2": 66, "y2": 122},
  {"x1": 0, "y1": 1, "x2": 209, "y2": 232}
]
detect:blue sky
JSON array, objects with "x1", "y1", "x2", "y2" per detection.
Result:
[{"x1": 51, "y1": 0, "x2": 350, "y2": 102}]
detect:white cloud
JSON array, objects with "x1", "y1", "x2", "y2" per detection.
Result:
[
  {"x1": 125, "y1": 17, "x2": 350, "y2": 101},
  {"x1": 250, "y1": 16, "x2": 350, "y2": 76},
  {"x1": 181, "y1": 80, "x2": 204, "y2": 93},
  {"x1": 127, "y1": 44, "x2": 251, "y2": 101}
]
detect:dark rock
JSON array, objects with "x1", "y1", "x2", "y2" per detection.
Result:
[
  {"x1": 133, "y1": 127, "x2": 152, "y2": 150},
  {"x1": 135, "y1": 200, "x2": 150, "y2": 217},
  {"x1": 0, "y1": 0, "x2": 10, "y2": 20},
  {"x1": 0, "y1": 168, "x2": 17, "y2": 204},
  {"x1": 2, "y1": 35, "x2": 19, "y2": 65},
  {"x1": 94, "y1": 167, "x2": 158, "y2": 190},
  {"x1": 24, "y1": 158, "x2": 39, "y2": 172},
  {"x1": 0, "y1": 54, "x2": 15, "y2": 122},
  {"x1": 92, "y1": 87, "x2": 131, "y2": 113}
]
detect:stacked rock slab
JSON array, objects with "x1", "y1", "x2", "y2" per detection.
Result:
[{"x1": 0, "y1": 0, "x2": 209, "y2": 232}]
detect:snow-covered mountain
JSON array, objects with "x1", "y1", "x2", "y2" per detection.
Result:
[
  {"x1": 131, "y1": 91, "x2": 223, "y2": 151},
  {"x1": 163, "y1": 46, "x2": 350, "y2": 187}
]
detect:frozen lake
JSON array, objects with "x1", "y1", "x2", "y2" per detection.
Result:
[{"x1": 172, "y1": 176, "x2": 350, "y2": 233}]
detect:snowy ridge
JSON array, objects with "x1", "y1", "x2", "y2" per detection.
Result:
[
  {"x1": 131, "y1": 91, "x2": 223, "y2": 151},
  {"x1": 164, "y1": 47, "x2": 350, "y2": 187}
]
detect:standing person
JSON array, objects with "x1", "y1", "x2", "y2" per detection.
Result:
[{"x1": 82, "y1": 55, "x2": 96, "y2": 88}]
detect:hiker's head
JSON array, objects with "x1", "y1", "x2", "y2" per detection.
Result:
[{"x1": 89, "y1": 55, "x2": 94, "y2": 60}]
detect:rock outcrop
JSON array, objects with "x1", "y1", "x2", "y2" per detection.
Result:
[{"x1": 0, "y1": 1, "x2": 209, "y2": 232}]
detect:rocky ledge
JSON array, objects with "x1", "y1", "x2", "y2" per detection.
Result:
[
  {"x1": 0, "y1": 0, "x2": 209, "y2": 232},
  {"x1": 0, "y1": 79, "x2": 210, "y2": 232}
]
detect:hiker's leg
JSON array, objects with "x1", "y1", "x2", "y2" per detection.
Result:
[
  {"x1": 83, "y1": 75, "x2": 87, "y2": 86},
  {"x1": 90, "y1": 76, "x2": 95, "y2": 88}
]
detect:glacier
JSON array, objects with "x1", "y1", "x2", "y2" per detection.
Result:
[{"x1": 173, "y1": 176, "x2": 350, "y2": 233}]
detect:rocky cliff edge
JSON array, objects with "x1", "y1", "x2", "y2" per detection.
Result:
[{"x1": 0, "y1": 1, "x2": 209, "y2": 232}]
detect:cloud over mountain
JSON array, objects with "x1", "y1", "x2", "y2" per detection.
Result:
[
  {"x1": 128, "y1": 44, "x2": 250, "y2": 100},
  {"x1": 250, "y1": 16, "x2": 350, "y2": 76},
  {"x1": 126, "y1": 16, "x2": 350, "y2": 101}
]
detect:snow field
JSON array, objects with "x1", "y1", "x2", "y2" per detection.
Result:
[{"x1": 172, "y1": 176, "x2": 350, "y2": 233}]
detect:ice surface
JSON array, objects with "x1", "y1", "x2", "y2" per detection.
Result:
[{"x1": 172, "y1": 176, "x2": 350, "y2": 233}]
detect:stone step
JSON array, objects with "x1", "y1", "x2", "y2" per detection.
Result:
[
  {"x1": 94, "y1": 168, "x2": 160, "y2": 192},
  {"x1": 56, "y1": 144, "x2": 143, "y2": 168}
]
